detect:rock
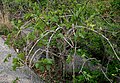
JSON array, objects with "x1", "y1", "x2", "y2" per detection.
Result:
[
  {"x1": 0, "y1": 37, "x2": 44, "y2": 83},
  {"x1": 65, "y1": 55, "x2": 101, "y2": 73}
]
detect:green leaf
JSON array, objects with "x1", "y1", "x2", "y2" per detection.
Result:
[
  {"x1": 3, "y1": 54, "x2": 12, "y2": 62},
  {"x1": 77, "y1": 49, "x2": 81, "y2": 52},
  {"x1": 12, "y1": 77, "x2": 19, "y2": 83},
  {"x1": 35, "y1": 63, "x2": 40, "y2": 69},
  {"x1": 47, "y1": 60, "x2": 53, "y2": 65},
  {"x1": 77, "y1": 75, "x2": 85, "y2": 82},
  {"x1": 17, "y1": 53, "x2": 25, "y2": 60},
  {"x1": 12, "y1": 58, "x2": 18, "y2": 63},
  {"x1": 81, "y1": 53, "x2": 86, "y2": 58},
  {"x1": 18, "y1": 20, "x2": 22, "y2": 24},
  {"x1": 39, "y1": 66, "x2": 45, "y2": 72},
  {"x1": 46, "y1": 65, "x2": 51, "y2": 71},
  {"x1": 3, "y1": 58, "x2": 8, "y2": 63},
  {"x1": 66, "y1": 55, "x2": 72, "y2": 63},
  {"x1": 89, "y1": 24, "x2": 95, "y2": 28},
  {"x1": 27, "y1": 32, "x2": 36, "y2": 40},
  {"x1": 87, "y1": 74, "x2": 92, "y2": 79},
  {"x1": 76, "y1": 11, "x2": 79, "y2": 18},
  {"x1": 79, "y1": 33, "x2": 84, "y2": 38},
  {"x1": 12, "y1": 64, "x2": 17, "y2": 71},
  {"x1": 57, "y1": 33, "x2": 64, "y2": 38},
  {"x1": 24, "y1": 13, "x2": 31, "y2": 19}
]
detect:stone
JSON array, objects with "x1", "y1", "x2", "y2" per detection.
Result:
[
  {"x1": 65, "y1": 55, "x2": 102, "y2": 73},
  {"x1": 0, "y1": 37, "x2": 44, "y2": 83}
]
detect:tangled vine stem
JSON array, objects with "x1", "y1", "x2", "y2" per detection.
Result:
[
  {"x1": 79, "y1": 58, "x2": 96, "y2": 74},
  {"x1": 25, "y1": 30, "x2": 55, "y2": 65},
  {"x1": 29, "y1": 47, "x2": 62, "y2": 68},
  {"x1": 63, "y1": 36, "x2": 73, "y2": 48},
  {"x1": 72, "y1": 24, "x2": 77, "y2": 83},
  {"x1": 16, "y1": 20, "x2": 31, "y2": 38},
  {"x1": 75, "y1": 26, "x2": 120, "y2": 62},
  {"x1": 101, "y1": 68, "x2": 113, "y2": 83},
  {"x1": 46, "y1": 25, "x2": 63, "y2": 59},
  {"x1": 29, "y1": 48, "x2": 45, "y2": 67}
]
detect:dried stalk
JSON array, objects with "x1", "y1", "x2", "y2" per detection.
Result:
[
  {"x1": 72, "y1": 24, "x2": 76, "y2": 83},
  {"x1": 25, "y1": 30, "x2": 54, "y2": 65},
  {"x1": 79, "y1": 58, "x2": 96, "y2": 74},
  {"x1": 101, "y1": 68, "x2": 113, "y2": 83},
  {"x1": 29, "y1": 48, "x2": 45, "y2": 67},
  {"x1": 46, "y1": 26, "x2": 62, "y2": 58}
]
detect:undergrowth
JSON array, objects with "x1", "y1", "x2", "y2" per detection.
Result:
[{"x1": 1, "y1": 0, "x2": 120, "y2": 82}]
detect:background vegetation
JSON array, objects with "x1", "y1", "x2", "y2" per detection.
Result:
[{"x1": 0, "y1": 0, "x2": 120, "y2": 82}]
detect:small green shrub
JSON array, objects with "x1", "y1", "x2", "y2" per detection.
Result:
[{"x1": 2, "y1": 0, "x2": 120, "y2": 82}]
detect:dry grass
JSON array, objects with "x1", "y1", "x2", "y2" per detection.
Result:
[{"x1": 0, "y1": 4, "x2": 13, "y2": 30}]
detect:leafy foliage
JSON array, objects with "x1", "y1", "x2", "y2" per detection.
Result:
[{"x1": 1, "y1": 0, "x2": 120, "y2": 82}]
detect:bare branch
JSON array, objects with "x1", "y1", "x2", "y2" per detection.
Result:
[
  {"x1": 63, "y1": 36, "x2": 73, "y2": 48},
  {"x1": 46, "y1": 26, "x2": 62, "y2": 58},
  {"x1": 29, "y1": 48, "x2": 45, "y2": 67},
  {"x1": 72, "y1": 24, "x2": 76, "y2": 83},
  {"x1": 25, "y1": 30, "x2": 55, "y2": 65},
  {"x1": 101, "y1": 68, "x2": 113, "y2": 83},
  {"x1": 79, "y1": 58, "x2": 96, "y2": 74}
]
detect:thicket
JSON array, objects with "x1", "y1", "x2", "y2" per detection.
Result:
[{"x1": 0, "y1": 0, "x2": 120, "y2": 82}]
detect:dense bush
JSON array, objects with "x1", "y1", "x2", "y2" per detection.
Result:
[{"x1": 1, "y1": 0, "x2": 120, "y2": 82}]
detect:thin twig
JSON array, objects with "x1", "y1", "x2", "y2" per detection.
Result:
[
  {"x1": 79, "y1": 58, "x2": 96, "y2": 74},
  {"x1": 72, "y1": 24, "x2": 76, "y2": 83},
  {"x1": 59, "y1": 15, "x2": 73, "y2": 18},
  {"x1": 20, "y1": 20, "x2": 31, "y2": 29},
  {"x1": 16, "y1": 20, "x2": 31, "y2": 38},
  {"x1": 29, "y1": 48, "x2": 45, "y2": 67},
  {"x1": 101, "y1": 68, "x2": 113, "y2": 83},
  {"x1": 63, "y1": 36, "x2": 73, "y2": 48},
  {"x1": 46, "y1": 26, "x2": 62, "y2": 58},
  {"x1": 29, "y1": 45, "x2": 62, "y2": 67},
  {"x1": 25, "y1": 30, "x2": 54, "y2": 65}
]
